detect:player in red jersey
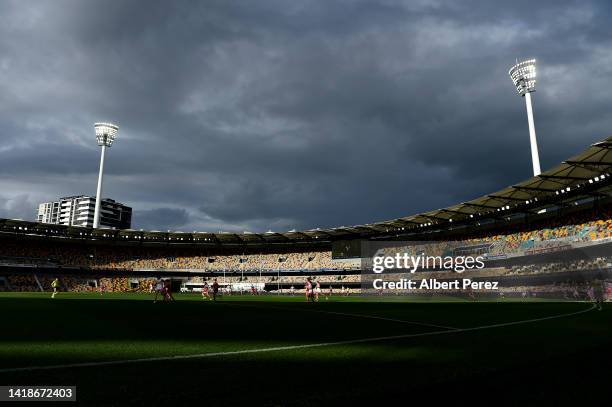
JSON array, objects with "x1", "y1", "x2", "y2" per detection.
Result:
[
  {"x1": 163, "y1": 279, "x2": 175, "y2": 301},
  {"x1": 304, "y1": 277, "x2": 312, "y2": 302},
  {"x1": 202, "y1": 281, "x2": 211, "y2": 300},
  {"x1": 305, "y1": 277, "x2": 312, "y2": 302}
]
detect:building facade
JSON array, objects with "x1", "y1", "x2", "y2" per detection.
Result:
[{"x1": 37, "y1": 196, "x2": 132, "y2": 229}]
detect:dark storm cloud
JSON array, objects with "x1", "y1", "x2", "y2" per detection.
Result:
[
  {"x1": 134, "y1": 208, "x2": 190, "y2": 231},
  {"x1": 1, "y1": 0, "x2": 611, "y2": 232}
]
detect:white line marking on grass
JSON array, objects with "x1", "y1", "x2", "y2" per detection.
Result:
[
  {"x1": 322, "y1": 310, "x2": 457, "y2": 330},
  {"x1": 222, "y1": 302, "x2": 458, "y2": 330},
  {"x1": 0, "y1": 304, "x2": 594, "y2": 374}
]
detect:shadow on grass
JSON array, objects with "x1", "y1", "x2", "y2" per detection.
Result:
[{"x1": 2, "y1": 340, "x2": 611, "y2": 406}]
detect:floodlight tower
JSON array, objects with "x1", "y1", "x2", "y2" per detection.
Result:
[
  {"x1": 509, "y1": 59, "x2": 541, "y2": 176},
  {"x1": 93, "y1": 122, "x2": 119, "y2": 229}
]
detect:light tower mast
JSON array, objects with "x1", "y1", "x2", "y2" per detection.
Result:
[
  {"x1": 509, "y1": 59, "x2": 541, "y2": 176},
  {"x1": 93, "y1": 122, "x2": 119, "y2": 229}
]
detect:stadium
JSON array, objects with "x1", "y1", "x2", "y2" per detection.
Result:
[
  {"x1": 1, "y1": 135, "x2": 611, "y2": 405},
  {"x1": 2, "y1": 2, "x2": 612, "y2": 406}
]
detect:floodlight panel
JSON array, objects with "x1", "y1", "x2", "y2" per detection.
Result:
[
  {"x1": 509, "y1": 59, "x2": 536, "y2": 96},
  {"x1": 94, "y1": 122, "x2": 119, "y2": 147}
]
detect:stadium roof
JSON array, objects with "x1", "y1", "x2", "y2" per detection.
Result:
[
  {"x1": 365, "y1": 136, "x2": 612, "y2": 232},
  {"x1": 1, "y1": 135, "x2": 612, "y2": 246}
]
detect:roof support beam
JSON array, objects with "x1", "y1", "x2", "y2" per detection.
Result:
[
  {"x1": 418, "y1": 214, "x2": 448, "y2": 223},
  {"x1": 564, "y1": 160, "x2": 612, "y2": 166},
  {"x1": 511, "y1": 185, "x2": 556, "y2": 193},
  {"x1": 293, "y1": 232, "x2": 312, "y2": 240},
  {"x1": 276, "y1": 234, "x2": 292, "y2": 242},
  {"x1": 487, "y1": 195, "x2": 528, "y2": 202},
  {"x1": 438, "y1": 208, "x2": 474, "y2": 216},
  {"x1": 538, "y1": 174, "x2": 591, "y2": 181},
  {"x1": 309, "y1": 230, "x2": 333, "y2": 238},
  {"x1": 591, "y1": 141, "x2": 612, "y2": 148},
  {"x1": 396, "y1": 219, "x2": 421, "y2": 225},
  {"x1": 336, "y1": 228, "x2": 360, "y2": 235},
  {"x1": 461, "y1": 202, "x2": 498, "y2": 210}
]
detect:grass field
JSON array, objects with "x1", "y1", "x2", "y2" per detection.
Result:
[{"x1": 1, "y1": 292, "x2": 610, "y2": 406}]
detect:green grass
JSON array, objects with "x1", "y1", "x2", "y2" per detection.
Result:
[{"x1": 0, "y1": 292, "x2": 610, "y2": 406}]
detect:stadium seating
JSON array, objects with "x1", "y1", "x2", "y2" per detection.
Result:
[{"x1": 1, "y1": 204, "x2": 611, "y2": 293}]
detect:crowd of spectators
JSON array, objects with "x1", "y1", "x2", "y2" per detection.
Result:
[
  {"x1": 0, "y1": 242, "x2": 356, "y2": 271},
  {"x1": 506, "y1": 257, "x2": 611, "y2": 276},
  {"x1": 466, "y1": 207, "x2": 612, "y2": 256},
  {"x1": 376, "y1": 207, "x2": 612, "y2": 259},
  {"x1": 2, "y1": 275, "x2": 39, "y2": 291},
  {"x1": 1, "y1": 206, "x2": 611, "y2": 279}
]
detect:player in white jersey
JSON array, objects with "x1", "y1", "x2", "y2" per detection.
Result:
[{"x1": 153, "y1": 277, "x2": 164, "y2": 303}]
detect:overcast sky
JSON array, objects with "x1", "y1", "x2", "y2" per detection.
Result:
[{"x1": 1, "y1": 0, "x2": 611, "y2": 232}]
